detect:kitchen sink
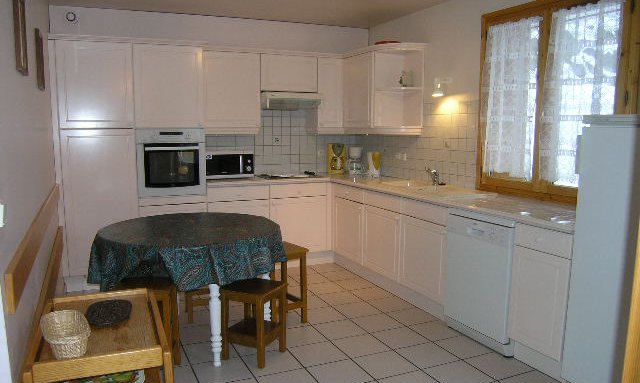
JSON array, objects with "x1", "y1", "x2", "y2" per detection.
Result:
[{"x1": 380, "y1": 179, "x2": 496, "y2": 199}]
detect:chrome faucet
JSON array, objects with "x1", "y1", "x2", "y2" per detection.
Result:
[{"x1": 426, "y1": 166, "x2": 440, "y2": 186}]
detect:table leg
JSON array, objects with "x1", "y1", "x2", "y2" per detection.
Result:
[
  {"x1": 261, "y1": 273, "x2": 271, "y2": 321},
  {"x1": 208, "y1": 283, "x2": 222, "y2": 367}
]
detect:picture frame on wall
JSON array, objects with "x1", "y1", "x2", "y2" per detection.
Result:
[
  {"x1": 13, "y1": 0, "x2": 28, "y2": 75},
  {"x1": 35, "y1": 28, "x2": 45, "y2": 90}
]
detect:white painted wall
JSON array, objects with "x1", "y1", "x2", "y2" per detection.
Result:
[
  {"x1": 0, "y1": 0, "x2": 56, "y2": 381},
  {"x1": 49, "y1": 6, "x2": 369, "y2": 53},
  {"x1": 369, "y1": 0, "x2": 529, "y2": 101}
]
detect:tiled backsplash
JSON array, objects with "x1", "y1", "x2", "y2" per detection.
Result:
[
  {"x1": 356, "y1": 100, "x2": 479, "y2": 188},
  {"x1": 206, "y1": 101, "x2": 478, "y2": 188},
  {"x1": 205, "y1": 110, "x2": 356, "y2": 175}
]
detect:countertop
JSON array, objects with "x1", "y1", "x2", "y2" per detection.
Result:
[{"x1": 207, "y1": 174, "x2": 576, "y2": 233}]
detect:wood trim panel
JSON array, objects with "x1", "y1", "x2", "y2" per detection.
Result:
[
  {"x1": 616, "y1": 0, "x2": 639, "y2": 114},
  {"x1": 4, "y1": 184, "x2": 59, "y2": 313},
  {"x1": 623, "y1": 222, "x2": 640, "y2": 383},
  {"x1": 21, "y1": 227, "x2": 64, "y2": 383}
]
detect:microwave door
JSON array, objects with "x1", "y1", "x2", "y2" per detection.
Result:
[{"x1": 207, "y1": 154, "x2": 241, "y2": 177}]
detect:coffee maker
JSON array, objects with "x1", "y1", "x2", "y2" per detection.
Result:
[{"x1": 347, "y1": 146, "x2": 364, "y2": 175}]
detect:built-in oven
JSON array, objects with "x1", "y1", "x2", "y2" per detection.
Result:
[
  {"x1": 136, "y1": 128, "x2": 206, "y2": 197},
  {"x1": 206, "y1": 150, "x2": 254, "y2": 179}
]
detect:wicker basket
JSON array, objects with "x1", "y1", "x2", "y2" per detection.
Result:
[{"x1": 40, "y1": 310, "x2": 91, "y2": 360}]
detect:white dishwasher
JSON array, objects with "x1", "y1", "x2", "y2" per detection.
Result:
[{"x1": 444, "y1": 209, "x2": 516, "y2": 356}]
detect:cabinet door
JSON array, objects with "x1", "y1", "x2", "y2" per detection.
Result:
[
  {"x1": 270, "y1": 196, "x2": 327, "y2": 252},
  {"x1": 134, "y1": 44, "x2": 203, "y2": 127},
  {"x1": 203, "y1": 51, "x2": 260, "y2": 133},
  {"x1": 208, "y1": 200, "x2": 269, "y2": 218},
  {"x1": 139, "y1": 202, "x2": 207, "y2": 217},
  {"x1": 363, "y1": 205, "x2": 400, "y2": 280},
  {"x1": 261, "y1": 54, "x2": 318, "y2": 92},
  {"x1": 60, "y1": 129, "x2": 138, "y2": 277},
  {"x1": 399, "y1": 216, "x2": 445, "y2": 303},
  {"x1": 317, "y1": 58, "x2": 343, "y2": 129},
  {"x1": 334, "y1": 197, "x2": 363, "y2": 264},
  {"x1": 509, "y1": 246, "x2": 571, "y2": 360},
  {"x1": 55, "y1": 40, "x2": 133, "y2": 128},
  {"x1": 343, "y1": 53, "x2": 372, "y2": 128}
]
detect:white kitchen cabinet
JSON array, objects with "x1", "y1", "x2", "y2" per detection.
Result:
[
  {"x1": 509, "y1": 245, "x2": 571, "y2": 361},
  {"x1": 343, "y1": 43, "x2": 425, "y2": 135},
  {"x1": 307, "y1": 57, "x2": 343, "y2": 134},
  {"x1": 133, "y1": 44, "x2": 203, "y2": 127},
  {"x1": 260, "y1": 54, "x2": 317, "y2": 92},
  {"x1": 59, "y1": 129, "x2": 138, "y2": 277},
  {"x1": 270, "y1": 196, "x2": 327, "y2": 252},
  {"x1": 207, "y1": 184, "x2": 269, "y2": 217},
  {"x1": 139, "y1": 202, "x2": 207, "y2": 217},
  {"x1": 399, "y1": 215, "x2": 445, "y2": 304},
  {"x1": 343, "y1": 53, "x2": 372, "y2": 129},
  {"x1": 334, "y1": 197, "x2": 364, "y2": 264},
  {"x1": 208, "y1": 200, "x2": 270, "y2": 218},
  {"x1": 203, "y1": 51, "x2": 261, "y2": 134},
  {"x1": 372, "y1": 48, "x2": 424, "y2": 133},
  {"x1": 54, "y1": 40, "x2": 133, "y2": 129},
  {"x1": 363, "y1": 205, "x2": 400, "y2": 280}
]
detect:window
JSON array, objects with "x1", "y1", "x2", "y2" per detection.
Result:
[{"x1": 478, "y1": 0, "x2": 638, "y2": 202}]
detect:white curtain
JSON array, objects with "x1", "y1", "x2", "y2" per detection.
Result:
[
  {"x1": 539, "y1": 0, "x2": 623, "y2": 187},
  {"x1": 481, "y1": 17, "x2": 541, "y2": 181}
]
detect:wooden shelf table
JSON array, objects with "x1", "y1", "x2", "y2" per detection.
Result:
[{"x1": 23, "y1": 288, "x2": 173, "y2": 383}]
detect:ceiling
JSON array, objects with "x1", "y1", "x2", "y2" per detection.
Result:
[{"x1": 47, "y1": 0, "x2": 448, "y2": 28}]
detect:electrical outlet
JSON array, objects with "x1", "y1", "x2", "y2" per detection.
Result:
[
  {"x1": 0, "y1": 203, "x2": 5, "y2": 228},
  {"x1": 273, "y1": 136, "x2": 280, "y2": 145}
]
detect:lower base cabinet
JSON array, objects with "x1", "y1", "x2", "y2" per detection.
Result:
[
  {"x1": 270, "y1": 196, "x2": 327, "y2": 252},
  {"x1": 509, "y1": 246, "x2": 571, "y2": 361},
  {"x1": 60, "y1": 129, "x2": 138, "y2": 277},
  {"x1": 139, "y1": 202, "x2": 207, "y2": 217},
  {"x1": 208, "y1": 200, "x2": 269, "y2": 218},
  {"x1": 333, "y1": 197, "x2": 364, "y2": 264},
  {"x1": 363, "y1": 205, "x2": 400, "y2": 280},
  {"x1": 399, "y1": 216, "x2": 445, "y2": 304}
]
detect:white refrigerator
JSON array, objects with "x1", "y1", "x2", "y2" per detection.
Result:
[{"x1": 562, "y1": 115, "x2": 640, "y2": 383}]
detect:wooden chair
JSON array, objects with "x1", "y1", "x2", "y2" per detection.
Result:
[
  {"x1": 221, "y1": 278, "x2": 287, "y2": 368},
  {"x1": 185, "y1": 241, "x2": 309, "y2": 323},
  {"x1": 117, "y1": 277, "x2": 181, "y2": 365},
  {"x1": 270, "y1": 242, "x2": 309, "y2": 323},
  {"x1": 185, "y1": 287, "x2": 209, "y2": 323}
]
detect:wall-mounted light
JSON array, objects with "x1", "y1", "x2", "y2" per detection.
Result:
[{"x1": 432, "y1": 77, "x2": 452, "y2": 98}]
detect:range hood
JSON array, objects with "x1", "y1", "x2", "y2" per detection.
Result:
[{"x1": 261, "y1": 92, "x2": 322, "y2": 111}]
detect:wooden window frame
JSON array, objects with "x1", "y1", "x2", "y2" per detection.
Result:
[{"x1": 476, "y1": 0, "x2": 639, "y2": 204}]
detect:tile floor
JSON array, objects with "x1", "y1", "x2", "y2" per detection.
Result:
[{"x1": 173, "y1": 263, "x2": 559, "y2": 383}]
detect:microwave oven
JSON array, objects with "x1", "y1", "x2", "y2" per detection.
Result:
[{"x1": 206, "y1": 150, "x2": 254, "y2": 179}]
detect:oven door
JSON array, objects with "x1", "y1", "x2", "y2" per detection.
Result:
[{"x1": 137, "y1": 143, "x2": 206, "y2": 197}]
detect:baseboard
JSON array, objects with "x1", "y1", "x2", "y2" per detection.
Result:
[
  {"x1": 514, "y1": 342, "x2": 565, "y2": 382},
  {"x1": 333, "y1": 253, "x2": 444, "y2": 320}
]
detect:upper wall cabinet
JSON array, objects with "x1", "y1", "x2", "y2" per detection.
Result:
[
  {"x1": 343, "y1": 52, "x2": 372, "y2": 129},
  {"x1": 343, "y1": 43, "x2": 426, "y2": 136},
  {"x1": 133, "y1": 44, "x2": 203, "y2": 128},
  {"x1": 261, "y1": 54, "x2": 318, "y2": 92},
  {"x1": 203, "y1": 51, "x2": 261, "y2": 134},
  {"x1": 54, "y1": 40, "x2": 134, "y2": 129},
  {"x1": 307, "y1": 57, "x2": 344, "y2": 134}
]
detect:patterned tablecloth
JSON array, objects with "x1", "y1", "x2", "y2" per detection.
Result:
[{"x1": 88, "y1": 213, "x2": 287, "y2": 292}]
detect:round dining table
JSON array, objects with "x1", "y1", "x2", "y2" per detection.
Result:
[{"x1": 87, "y1": 212, "x2": 287, "y2": 367}]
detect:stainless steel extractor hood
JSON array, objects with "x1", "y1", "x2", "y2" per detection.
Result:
[{"x1": 260, "y1": 92, "x2": 322, "y2": 111}]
